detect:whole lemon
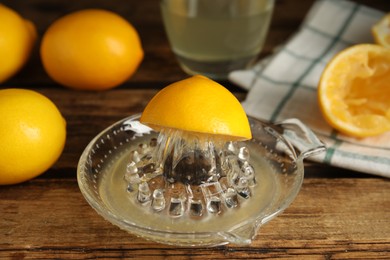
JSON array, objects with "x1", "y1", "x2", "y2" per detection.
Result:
[
  {"x1": 40, "y1": 9, "x2": 144, "y2": 91},
  {"x1": 0, "y1": 4, "x2": 37, "y2": 83},
  {"x1": 0, "y1": 89, "x2": 67, "y2": 185}
]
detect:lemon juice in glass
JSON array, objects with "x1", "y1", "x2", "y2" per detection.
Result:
[{"x1": 161, "y1": 0, "x2": 274, "y2": 79}]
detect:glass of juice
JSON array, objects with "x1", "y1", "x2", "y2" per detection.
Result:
[{"x1": 160, "y1": 0, "x2": 274, "y2": 79}]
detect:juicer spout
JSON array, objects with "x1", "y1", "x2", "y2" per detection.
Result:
[{"x1": 218, "y1": 223, "x2": 259, "y2": 245}]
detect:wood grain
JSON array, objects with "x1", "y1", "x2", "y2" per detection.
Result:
[{"x1": 1, "y1": 178, "x2": 388, "y2": 259}]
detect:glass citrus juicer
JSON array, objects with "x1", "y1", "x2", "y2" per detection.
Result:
[{"x1": 77, "y1": 75, "x2": 326, "y2": 246}]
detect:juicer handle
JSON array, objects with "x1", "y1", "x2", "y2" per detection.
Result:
[{"x1": 275, "y1": 118, "x2": 326, "y2": 160}]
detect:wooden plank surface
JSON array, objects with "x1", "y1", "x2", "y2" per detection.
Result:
[
  {"x1": 0, "y1": 0, "x2": 389, "y2": 259},
  {"x1": 1, "y1": 178, "x2": 388, "y2": 259}
]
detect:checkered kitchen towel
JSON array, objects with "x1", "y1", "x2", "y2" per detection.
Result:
[{"x1": 229, "y1": 0, "x2": 389, "y2": 177}]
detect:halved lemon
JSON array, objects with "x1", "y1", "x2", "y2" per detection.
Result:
[
  {"x1": 140, "y1": 75, "x2": 252, "y2": 141},
  {"x1": 318, "y1": 44, "x2": 390, "y2": 138},
  {"x1": 372, "y1": 13, "x2": 390, "y2": 48}
]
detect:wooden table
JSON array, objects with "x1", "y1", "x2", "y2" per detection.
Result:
[{"x1": 1, "y1": 0, "x2": 389, "y2": 259}]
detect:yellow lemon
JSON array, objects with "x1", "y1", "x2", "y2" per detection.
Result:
[
  {"x1": 0, "y1": 4, "x2": 37, "y2": 83},
  {"x1": 372, "y1": 13, "x2": 390, "y2": 48},
  {"x1": 0, "y1": 89, "x2": 67, "y2": 185},
  {"x1": 40, "y1": 9, "x2": 144, "y2": 91},
  {"x1": 140, "y1": 75, "x2": 252, "y2": 141},
  {"x1": 318, "y1": 44, "x2": 390, "y2": 138}
]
